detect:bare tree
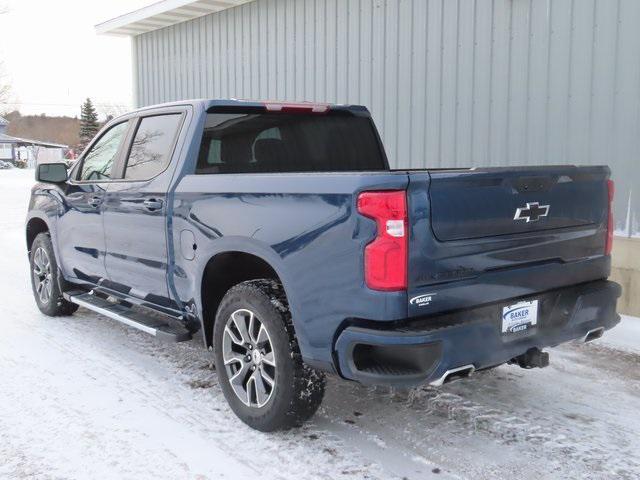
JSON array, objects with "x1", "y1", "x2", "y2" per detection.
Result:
[
  {"x1": 97, "y1": 102, "x2": 129, "y2": 121},
  {"x1": 0, "y1": 6, "x2": 12, "y2": 110},
  {"x1": 0, "y1": 62, "x2": 11, "y2": 107},
  {"x1": 128, "y1": 129, "x2": 163, "y2": 167}
]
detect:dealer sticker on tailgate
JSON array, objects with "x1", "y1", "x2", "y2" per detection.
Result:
[{"x1": 502, "y1": 300, "x2": 538, "y2": 334}]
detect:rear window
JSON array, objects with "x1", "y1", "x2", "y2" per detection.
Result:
[{"x1": 195, "y1": 112, "x2": 386, "y2": 174}]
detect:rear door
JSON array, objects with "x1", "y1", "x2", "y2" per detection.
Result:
[{"x1": 102, "y1": 111, "x2": 185, "y2": 306}]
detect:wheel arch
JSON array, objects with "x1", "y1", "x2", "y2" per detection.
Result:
[
  {"x1": 26, "y1": 216, "x2": 50, "y2": 254},
  {"x1": 199, "y1": 250, "x2": 292, "y2": 348}
]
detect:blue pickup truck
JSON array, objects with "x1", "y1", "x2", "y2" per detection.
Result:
[{"x1": 27, "y1": 99, "x2": 621, "y2": 431}]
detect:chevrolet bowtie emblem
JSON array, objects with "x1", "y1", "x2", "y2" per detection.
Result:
[{"x1": 514, "y1": 202, "x2": 550, "y2": 222}]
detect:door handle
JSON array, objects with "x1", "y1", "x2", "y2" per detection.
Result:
[
  {"x1": 143, "y1": 199, "x2": 163, "y2": 211},
  {"x1": 66, "y1": 192, "x2": 84, "y2": 201},
  {"x1": 88, "y1": 196, "x2": 102, "y2": 208}
]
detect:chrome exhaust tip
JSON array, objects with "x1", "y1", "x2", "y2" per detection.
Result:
[
  {"x1": 430, "y1": 364, "x2": 475, "y2": 387},
  {"x1": 583, "y1": 327, "x2": 604, "y2": 343}
]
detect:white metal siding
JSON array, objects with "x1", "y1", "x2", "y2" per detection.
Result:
[{"x1": 133, "y1": 0, "x2": 640, "y2": 236}]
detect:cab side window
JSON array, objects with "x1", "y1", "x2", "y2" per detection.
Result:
[
  {"x1": 124, "y1": 114, "x2": 182, "y2": 181},
  {"x1": 79, "y1": 121, "x2": 129, "y2": 181}
]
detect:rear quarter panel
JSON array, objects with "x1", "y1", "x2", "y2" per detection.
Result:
[{"x1": 172, "y1": 172, "x2": 410, "y2": 367}]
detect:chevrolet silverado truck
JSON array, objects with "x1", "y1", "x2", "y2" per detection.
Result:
[{"x1": 27, "y1": 99, "x2": 621, "y2": 431}]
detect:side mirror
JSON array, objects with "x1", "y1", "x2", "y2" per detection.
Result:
[{"x1": 36, "y1": 163, "x2": 68, "y2": 184}]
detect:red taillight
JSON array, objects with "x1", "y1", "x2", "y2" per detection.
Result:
[
  {"x1": 605, "y1": 179, "x2": 615, "y2": 255},
  {"x1": 357, "y1": 190, "x2": 408, "y2": 291}
]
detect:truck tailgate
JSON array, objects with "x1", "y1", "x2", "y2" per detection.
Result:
[
  {"x1": 429, "y1": 166, "x2": 607, "y2": 241},
  {"x1": 406, "y1": 166, "x2": 611, "y2": 317}
]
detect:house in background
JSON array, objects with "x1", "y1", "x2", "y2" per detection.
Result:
[{"x1": 0, "y1": 115, "x2": 67, "y2": 167}]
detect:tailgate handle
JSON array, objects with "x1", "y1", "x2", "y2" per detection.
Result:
[{"x1": 512, "y1": 176, "x2": 555, "y2": 193}]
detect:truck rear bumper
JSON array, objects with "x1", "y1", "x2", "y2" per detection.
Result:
[{"x1": 334, "y1": 280, "x2": 621, "y2": 387}]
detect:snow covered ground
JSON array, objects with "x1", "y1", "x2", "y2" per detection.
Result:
[{"x1": 1, "y1": 167, "x2": 639, "y2": 480}]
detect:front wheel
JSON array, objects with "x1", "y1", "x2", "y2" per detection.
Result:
[
  {"x1": 213, "y1": 279, "x2": 325, "y2": 431},
  {"x1": 29, "y1": 232, "x2": 78, "y2": 316}
]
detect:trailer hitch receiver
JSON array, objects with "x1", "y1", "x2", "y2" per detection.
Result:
[{"x1": 509, "y1": 348, "x2": 549, "y2": 369}]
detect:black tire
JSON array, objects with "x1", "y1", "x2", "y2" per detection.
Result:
[
  {"x1": 29, "y1": 232, "x2": 78, "y2": 316},
  {"x1": 213, "y1": 279, "x2": 325, "y2": 431}
]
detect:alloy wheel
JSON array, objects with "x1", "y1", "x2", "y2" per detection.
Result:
[
  {"x1": 222, "y1": 308, "x2": 277, "y2": 408},
  {"x1": 32, "y1": 247, "x2": 52, "y2": 305}
]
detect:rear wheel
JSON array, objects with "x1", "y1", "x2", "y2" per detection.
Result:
[
  {"x1": 213, "y1": 279, "x2": 325, "y2": 431},
  {"x1": 29, "y1": 233, "x2": 78, "y2": 316}
]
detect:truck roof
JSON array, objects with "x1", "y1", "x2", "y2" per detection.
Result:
[{"x1": 127, "y1": 99, "x2": 371, "y2": 116}]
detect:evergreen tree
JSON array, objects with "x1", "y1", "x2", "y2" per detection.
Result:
[{"x1": 78, "y1": 98, "x2": 99, "y2": 151}]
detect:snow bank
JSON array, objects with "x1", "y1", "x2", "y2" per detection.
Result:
[{"x1": 601, "y1": 315, "x2": 640, "y2": 354}]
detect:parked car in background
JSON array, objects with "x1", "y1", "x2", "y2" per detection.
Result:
[{"x1": 26, "y1": 99, "x2": 621, "y2": 431}]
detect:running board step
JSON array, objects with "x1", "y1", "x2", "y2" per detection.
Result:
[{"x1": 64, "y1": 292, "x2": 192, "y2": 343}]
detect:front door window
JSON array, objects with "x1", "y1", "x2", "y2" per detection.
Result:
[{"x1": 79, "y1": 121, "x2": 129, "y2": 181}]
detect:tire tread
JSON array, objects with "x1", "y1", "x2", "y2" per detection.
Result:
[
  {"x1": 30, "y1": 232, "x2": 78, "y2": 317},
  {"x1": 216, "y1": 279, "x2": 325, "y2": 430}
]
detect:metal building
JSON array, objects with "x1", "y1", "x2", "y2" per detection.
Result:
[{"x1": 98, "y1": 0, "x2": 639, "y2": 238}]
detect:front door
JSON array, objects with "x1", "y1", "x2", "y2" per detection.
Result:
[
  {"x1": 56, "y1": 120, "x2": 130, "y2": 284},
  {"x1": 102, "y1": 112, "x2": 185, "y2": 307}
]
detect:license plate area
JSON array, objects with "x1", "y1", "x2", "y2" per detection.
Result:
[{"x1": 501, "y1": 300, "x2": 539, "y2": 334}]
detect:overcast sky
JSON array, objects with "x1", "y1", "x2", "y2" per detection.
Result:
[{"x1": 0, "y1": 0, "x2": 151, "y2": 118}]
